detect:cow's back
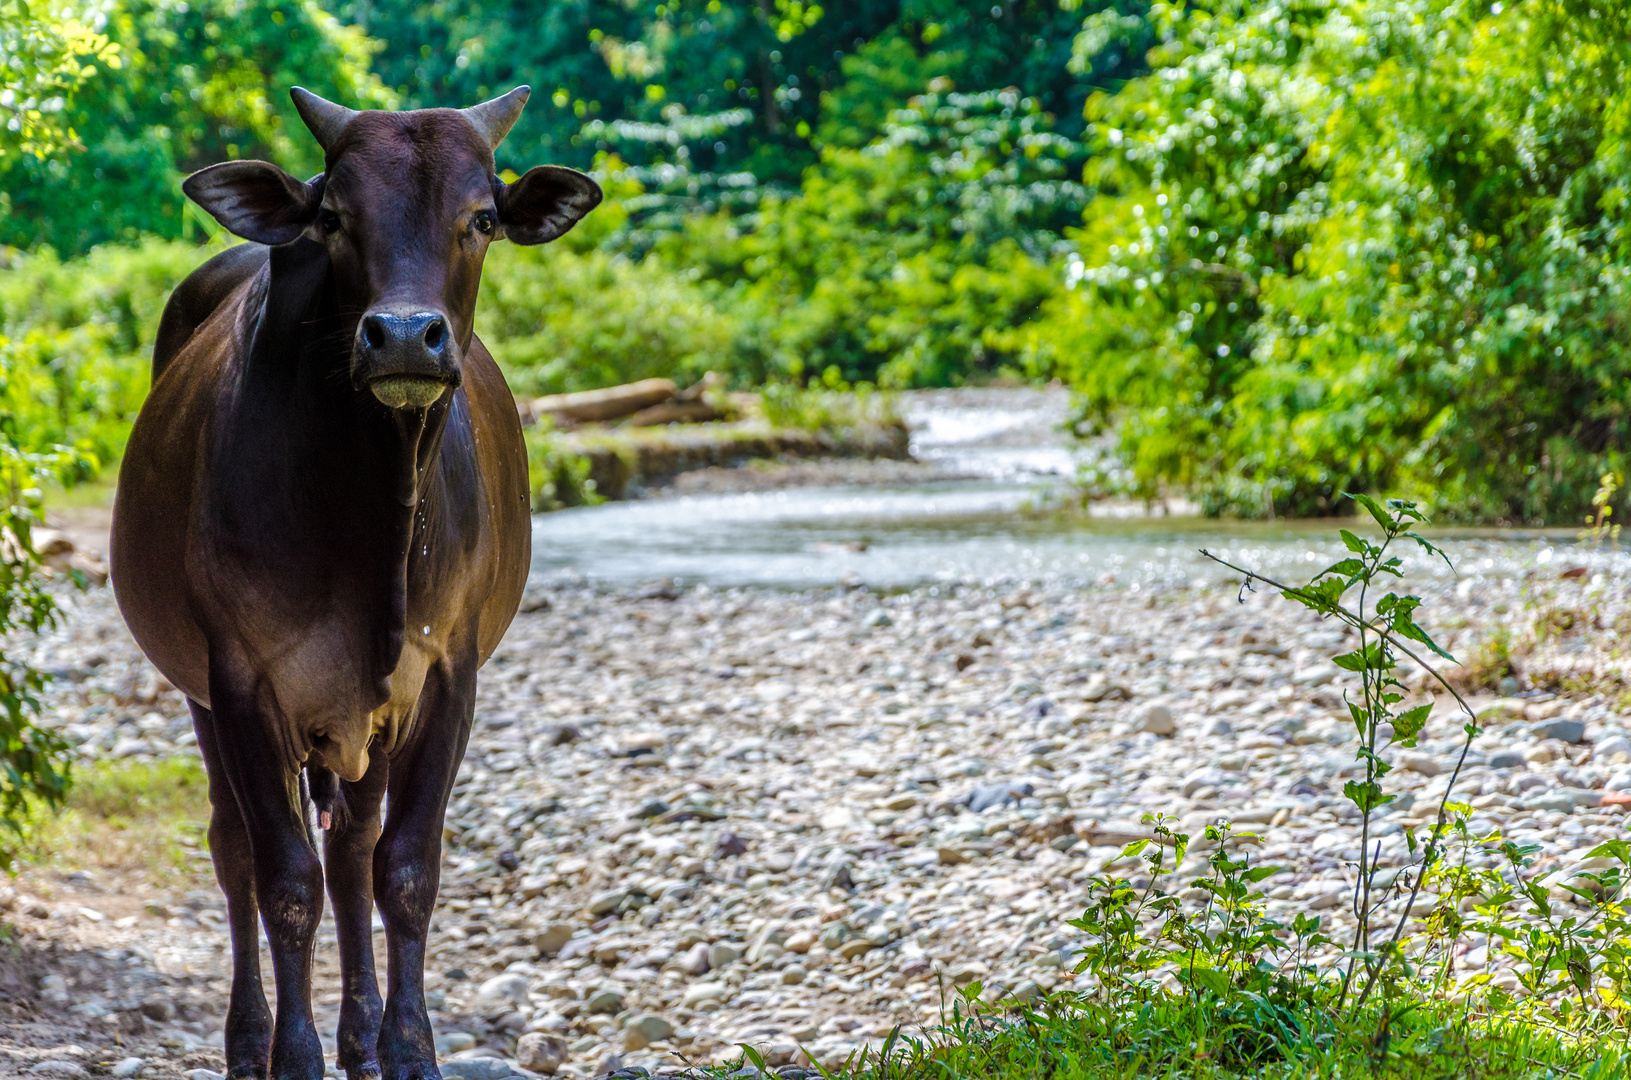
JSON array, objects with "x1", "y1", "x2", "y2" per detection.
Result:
[
  {"x1": 113, "y1": 261, "x2": 266, "y2": 706},
  {"x1": 152, "y1": 243, "x2": 269, "y2": 384}
]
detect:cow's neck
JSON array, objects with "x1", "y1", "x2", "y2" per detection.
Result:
[{"x1": 236, "y1": 240, "x2": 452, "y2": 680}]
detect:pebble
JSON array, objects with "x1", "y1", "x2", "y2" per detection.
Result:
[
  {"x1": 438, "y1": 1058, "x2": 513, "y2": 1080},
  {"x1": 679, "y1": 941, "x2": 711, "y2": 974},
  {"x1": 1133, "y1": 703, "x2": 1175, "y2": 736},
  {"x1": 683, "y1": 982, "x2": 730, "y2": 1008},
  {"x1": 109, "y1": 1060, "x2": 145, "y2": 1080},
  {"x1": 584, "y1": 988, "x2": 625, "y2": 1014},
  {"x1": 29, "y1": 1064, "x2": 89, "y2": 1079},
  {"x1": 1397, "y1": 751, "x2": 1441, "y2": 777},
  {"x1": 516, "y1": 1033, "x2": 568, "y2": 1075},
  {"x1": 16, "y1": 565, "x2": 1631, "y2": 1076},
  {"x1": 1529, "y1": 717, "x2": 1587, "y2": 744},
  {"x1": 534, "y1": 922, "x2": 576, "y2": 955}
]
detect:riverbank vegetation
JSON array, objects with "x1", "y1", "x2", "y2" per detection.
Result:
[{"x1": 11, "y1": 0, "x2": 1631, "y2": 526}]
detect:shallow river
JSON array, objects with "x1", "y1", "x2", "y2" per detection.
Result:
[{"x1": 530, "y1": 388, "x2": 1609, "y2": 590}]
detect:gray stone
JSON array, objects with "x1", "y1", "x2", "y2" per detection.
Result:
[
  {"x1": 587, "y1": 889, "x2": 628, "y2": 916},
  {"x1": 533, "y1": 922, "x2": 576, "y2": 955},
  {"x1": 621, "y1": 1014, "x2": 674, "y2": 1050},
  {"x1": 182, "y1": 1072, "x2": 225, "y2": 1080},
  {"x1": 1488, "y1": 750, "x2": 1526, "y2": 769},
  {"x1": 475, "y1": 972, "x2": 529, "y2": 1011},
  {"x1": 962, "y1": 781, "x2": 1033, "y2": 813},
  {"x1": 1518, "y1": 789, "x2": 1597, "y2": 814},
  {"x1": 679, "y1": 940, "x2": 711, "y2": 975},
  {"x1": 1528, "y1": 718, "x2": 1586, "y2": 744},
  {"x1": 110, "y1": 1059, "x2": 145, "y2": 1080},
  {"x1": 708, "y1": 942, "x2": 741, "y2": 969},
  {"x1": 1396, "y1": 751, "x2": 1441, "y2": 777},
  {"x1": 682, "y1": 981, "x2": 729, "y2": 1007},
  {"x1": 438, "y1": 1058, "x2": 513, "y2": 1080},
  {"x1": 863, "y1": 609, "x2": 893, "y2": 628},
  {"x1": 585, "y1": 987, "x2": 626, "y2": 1014},
  {"x1": 30, "y1": 1064, "x2": 89, "y2": 1079},
  {"x1": 1134, "y1": 703, "x2": 1176, "y2": 736},
  {"x1": 139, "y1": 996, "x2": 175, "y2": 1022},
  {"x1": 1593, "y1": 735, "x2": 1631, "y2": 761},
  {"x1": 515, "y1": 1032, "x2": 567, "y2": 1075}
]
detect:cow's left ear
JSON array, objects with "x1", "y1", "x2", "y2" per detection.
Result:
[
  {"x1": 497, "y1": 166, "x2": 602, "y2": 244},
  {"x1": 183, "y1": 161, "x2": 319, "y2": 246}
]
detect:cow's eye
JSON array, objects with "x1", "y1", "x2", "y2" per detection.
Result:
[
  {"x1": 473, "y1": 210, "x2": 495, "y2": 235},
  {"x1": 318, "y1": 209, "x2": 341, "y2": 235}
]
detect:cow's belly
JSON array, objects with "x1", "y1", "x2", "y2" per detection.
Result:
[{"x1": 261, "y1": 625, "x2": 440, "y2": 781}]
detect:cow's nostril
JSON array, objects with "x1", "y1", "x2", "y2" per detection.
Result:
[
  {"x1": 424, "y1": 319, "x2": 446, "y2": 349},
  {"x1": 362, "y1": 317, "x2": 386, "y2": 351}
]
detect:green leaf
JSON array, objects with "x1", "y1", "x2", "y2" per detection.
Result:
[
  {"x1": 1392, "y1": 703, "x2": 1432, "y2": 744},
  {"x1": 1351, "y1": 494, "x2": 1395, "y2": 533}
]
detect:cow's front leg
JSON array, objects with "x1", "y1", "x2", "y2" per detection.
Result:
[
  {"x1": 375, "y1": 648, "x2": 477, "y2": 1080},
  {"x1": 210, "y1": 668, "x2": 327, "y2": 1080},
  {"x1": 324, "y1": 755, "x2": 389, "y2": 1080}
]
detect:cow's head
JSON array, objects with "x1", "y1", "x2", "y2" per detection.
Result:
[{"x1": 182, "y1": 87, "x2": 601, "y2": 410}]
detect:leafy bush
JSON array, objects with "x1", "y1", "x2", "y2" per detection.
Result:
[
  {"x1": 655, "y1": 88, "x2": 1087, "y2": 388},
  {"x1": 1052, "y1": 0, "x2": 1631, "y2": 524},
  {"x1": 478, "y1": 243, "x2": 739, "y2": 398},
  {"x1": 0, "y1": 239, "x2": 211, "y2": 469}
]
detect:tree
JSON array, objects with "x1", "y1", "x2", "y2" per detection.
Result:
[
  {"x1": 0, "y1": 0, "x2": 121, "y2": 866},
  {"x1": 1046, "y1": 0, "x2": 1631, "y2": 522},
  {"x1": 0, "y1": 0, "x2": 391, "y2": 254}
]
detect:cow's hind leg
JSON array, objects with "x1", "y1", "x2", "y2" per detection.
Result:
[
  {"x1": 192, "y1": 699, "x2": 274, "y2": 1079},
  {"x1": 375, "y1": 647, "x2": 478, "y2": 1080},
  {"x1": 323, "y1": 756, "x2": 389, "y2": 1080},
  {"x1": 209, "y1": 667, "x2": 328, "y2": 1080}
]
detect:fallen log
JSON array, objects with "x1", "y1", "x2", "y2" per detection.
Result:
[
  {"x1": 627, "y1": 400, "x2": 726, "y2": 427},
  {"x1": 525, "y1": 377, "x2": 677, "y2": 424}
]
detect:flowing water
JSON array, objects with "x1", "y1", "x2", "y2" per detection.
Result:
[{"x1": 530, "y1": 388, "x2": 1605, "y2": 590}]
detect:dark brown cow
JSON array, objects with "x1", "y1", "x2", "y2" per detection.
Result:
[{"x1": 111, "y1": 87, "x2": 600, "y2": 1080}]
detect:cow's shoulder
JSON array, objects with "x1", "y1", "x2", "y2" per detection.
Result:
[{"x1": 152, "y1": 243, "x2": 271, "y2": 383}]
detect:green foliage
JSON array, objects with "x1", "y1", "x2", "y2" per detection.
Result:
[
  {"x1": 330, "y1": 0, "x2": 1130, "y2": 184},
  {"x1": 0, "y1": 437, "x2": 79, "y2": 873},
  {"x1": 479, "y1": 243, "x2": 739, "y2": 398},
  {"x1": 0, "y1": 0, "x2": 122, "y2": 163},
  {"x1": 1, "y1": 0, "x2": 390, "y2": 254},
  {"x1": 759, "y1": 380, "x2": 897, "y2": 431},
  {"x1": 0, "y1": 239, "x2": 211, "y2": 466},
  {"x1": 24, "y1": 756, "x2": 211, "y2": 883},
  {"x1": 1051, "y1": 0, "x2": 1631, "y2": 523},
  {"x1": 654, "y1": 88, "x2": 1087, "y2": 387}
]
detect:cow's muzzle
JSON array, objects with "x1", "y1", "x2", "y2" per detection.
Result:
[{"x1": 355, "y1": 310, "x2": 462, "y2": 409}]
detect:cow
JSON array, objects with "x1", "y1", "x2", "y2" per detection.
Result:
[{"x1": 110, "y1": 87, "x2": 600, "y2": 1080}]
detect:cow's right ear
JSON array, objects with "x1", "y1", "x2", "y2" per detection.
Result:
[{"x1": 183, "y1": 161, "x2": 319, "y2": 246}]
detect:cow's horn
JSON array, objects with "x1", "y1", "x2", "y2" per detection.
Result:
[
  {"x1": 291, "y1": 87, "x2": 358, "y2": 153},
  {"x1": 462, "y1": 86, "x2": 530, "y2": 151}
]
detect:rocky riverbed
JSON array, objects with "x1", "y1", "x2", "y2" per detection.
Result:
[{"x1": 4, "y1": 553, "x2": 1631, "y2": 1079}]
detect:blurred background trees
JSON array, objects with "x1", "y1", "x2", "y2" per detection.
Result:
[{"x1": 6, "y1": 0, "x2": 1631, "y2": 524}]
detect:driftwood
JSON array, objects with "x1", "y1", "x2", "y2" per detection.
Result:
[
  {"x1": 627, "y1": 400, "x2": 725, "y2": 427},
  {"x1": 526, "y1": 378, "x2": 677, "y2": 424}
]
